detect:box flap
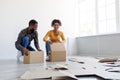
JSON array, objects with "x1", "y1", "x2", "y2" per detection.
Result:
[
  {"x1": 50, "y1": 43, "x2": 66, "y2": 51},
  {"x1": 29, "y1": 51, "x2": 44, "y2": 54}
]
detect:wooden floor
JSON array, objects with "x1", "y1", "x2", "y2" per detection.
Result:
[{"x1": 0, "y1": 58, "x2": 105, "y2": 80}]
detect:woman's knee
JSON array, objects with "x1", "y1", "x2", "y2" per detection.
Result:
[{"x1": 46, "y1": 41, "x2": 50, "y2": 44}]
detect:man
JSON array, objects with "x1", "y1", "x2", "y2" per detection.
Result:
[{"x1": 15, "y1": 19, "x2": 41, "y2": 61}]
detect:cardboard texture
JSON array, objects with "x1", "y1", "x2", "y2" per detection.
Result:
[
  {"x1": 52, "y1": 76, "x2": 75, "y2": 80},
  {"x1": 24, "y1": 51, "x2": 44, "y2": 64},
  {"x1": 20, "y1": 57, "x2": 120, "y2": 80},
  {"x1": 99, "y1": 58, "x2": 118, "y2": 63},
  {"x1": 53, "y1": 64, "x2": 68, "y2": 70},
  {"x1": 49, "y1": 43, "x2": 66, "y2": 62},
  {"x1": 20, "y1": 68, "x2": 66, "y2": 79}
]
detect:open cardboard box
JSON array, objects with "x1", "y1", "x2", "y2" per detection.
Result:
[
  {"x1": 24, "y1": 51, "x2": 44, "y2": 64},
  {"x1": 49, "y1": 43, "x2": 66, "y2": 62}
]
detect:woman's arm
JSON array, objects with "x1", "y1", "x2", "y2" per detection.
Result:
[
  {"x1": 61, "y1": 32, "x2": 66, "y2": 43},
  {"x1": 43, "y1": 31, "x2": 50, "y2": 42}
]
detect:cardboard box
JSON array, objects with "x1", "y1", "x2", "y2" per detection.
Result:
[
  {"x1": 49, "y1": 43, "x2": 66, "y2": 62},
  {"x1": 24, "y1": 51, "x2": 44, "y2": 64}
]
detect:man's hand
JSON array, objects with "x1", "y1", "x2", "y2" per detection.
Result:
[
  {"x1": 37, "y1": 48, "x2": 42, "y2": 51},
  {"x1": 23, "y1": 48, "x2": 29, "y2": 56}
]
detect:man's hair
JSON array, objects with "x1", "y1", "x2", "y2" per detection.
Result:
[
  {"x1": 29, "y1": 19, "x2": 38, "y2": 26},
  {"x1": 51, "y1": 19, "x2": 62, "y2": 26}
]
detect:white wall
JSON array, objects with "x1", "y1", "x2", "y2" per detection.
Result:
[
  {"x1": 0, "y1": 0, "x2": 79, "y2": 59},
  {"x1": 77, "y1": 33, "x2": 120, "y2": 57}
]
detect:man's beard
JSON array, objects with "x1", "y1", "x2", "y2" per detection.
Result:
[{"x1": 31, "y1": 28, "x2": 35, "y2": 33}]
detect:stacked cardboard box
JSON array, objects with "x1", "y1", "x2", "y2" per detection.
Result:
[{"x1": 24, "y1": 51, "x2": 44, "y2": 64}]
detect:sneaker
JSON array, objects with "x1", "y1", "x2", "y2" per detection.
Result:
[
  {"x1": 46, "y1": 56, "x2": 50, "y2": 61},
  {"x1": 17, "y1": 51, "x2": 22, "y2": 62}
]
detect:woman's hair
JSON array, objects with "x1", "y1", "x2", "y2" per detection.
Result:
[{"x1": 51, "y1": 19, "x2": 62, "y2": 26}]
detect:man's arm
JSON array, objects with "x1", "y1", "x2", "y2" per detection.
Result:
[
  {"x1": 15, "y1": 30, "x2": 26, "y2": 51},
  {"x1": 34, "y1": 31, "x2": 41, "y2": 51}
]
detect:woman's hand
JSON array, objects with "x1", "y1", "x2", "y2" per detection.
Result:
[
  {"x1": 47, "y1": 41, "x2": 53, "y2": 44},
  {"x1": 49, "y1": 41, "x2": 53, "y2": 44}
]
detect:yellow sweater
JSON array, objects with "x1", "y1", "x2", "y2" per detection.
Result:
[{"x1": 43, "y1": 30, "x2": 65, "y2": 42}]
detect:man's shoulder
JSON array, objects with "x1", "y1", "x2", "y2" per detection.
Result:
[{"x1": 20, "y1": 27, "x2": 28, "y2": 32}]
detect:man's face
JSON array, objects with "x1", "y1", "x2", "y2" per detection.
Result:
[{"x1": 31, "y1": 23, "x2": 38, "y2": 31}]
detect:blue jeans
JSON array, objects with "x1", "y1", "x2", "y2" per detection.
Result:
[
  {"x1": 21, "y1": 36, "x2": 35, "y2": 55},
  {"x1": 46, "y1": 41, "x2": 51, "y2": 56}
]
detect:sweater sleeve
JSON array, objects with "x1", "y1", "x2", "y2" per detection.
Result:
[
  {"x1": 15, "y1": 30, "x2": 26, "y2": 51},
  {"x1": 43, "y1": 31, "x2": 50, "y2": 42},
  {"x1": 61, "y1": 32, "x2": 66, "y2": 43}
]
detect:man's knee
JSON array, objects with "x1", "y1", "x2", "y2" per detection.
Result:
[{"x1": 22, "y1": 36, "x2": 29, "y2": 42}]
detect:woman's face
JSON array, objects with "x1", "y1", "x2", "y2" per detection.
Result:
[{"x1": 53, "y1": 23, "x2": 60, "y2": 31}]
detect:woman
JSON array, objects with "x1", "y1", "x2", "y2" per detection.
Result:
[{"x1": 43, "y1": 19, "x2": 66, "y2": 60}]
